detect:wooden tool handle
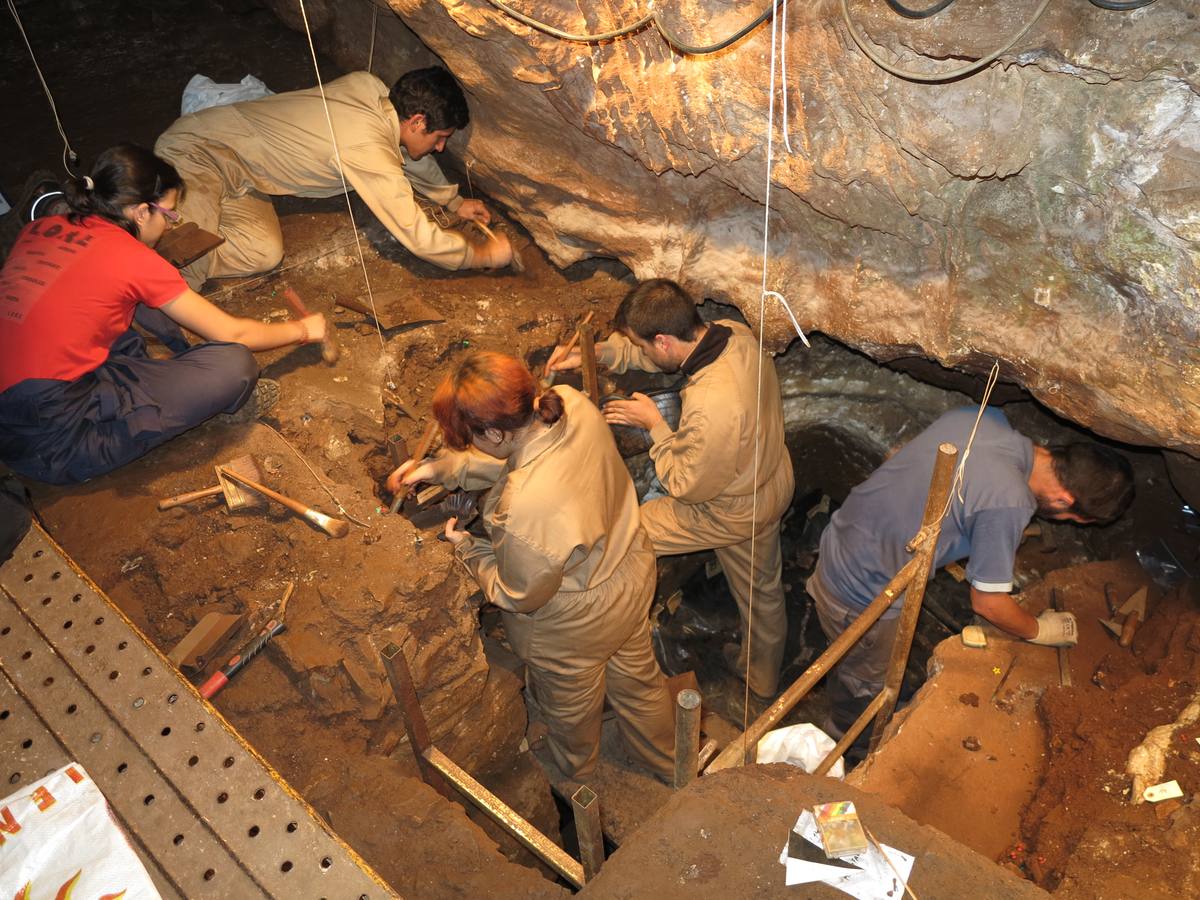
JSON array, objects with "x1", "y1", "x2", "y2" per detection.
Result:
[
  {"x1": 543, "y1": 311, "x2": 596, "y2": 378},
  {"x1": 158, "y1": 484, "x2": 223, "y2": 510},
  {"x1": 282, "y1": 286, "x2": 309, "y2": 318},
  {"x1": 1119, "y1": 612, "x2": 1140, "y2": 648},
  {"x1": 412, "y1": 420, "x2": 439, "y2": 463},
  {"x1": 336, "y1": 296, "x2": 374, "y2": 318},
  {"x1": 218, "y1": 467, "x2": 349, "y2": 538}
]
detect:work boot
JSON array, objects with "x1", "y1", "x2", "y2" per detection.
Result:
[
  {"x1": 722, "y1": 641, "x2": 771, "y2": 703},
  {"x1": 219, "y1": 378, "x2": 280, "y2": 425}
]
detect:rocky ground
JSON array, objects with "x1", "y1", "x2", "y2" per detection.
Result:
[{"x1": 4, "y1": 1, "x2": 1198, "y2": 896}]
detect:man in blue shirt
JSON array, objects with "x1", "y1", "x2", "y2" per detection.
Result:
[{"x1": 810, "y1": 406, "x2": 1133, "y2": 751}]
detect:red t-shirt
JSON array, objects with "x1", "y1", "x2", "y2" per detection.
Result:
[{"x1": 0, "y1": 215, "x2": 186, "y2": 393}]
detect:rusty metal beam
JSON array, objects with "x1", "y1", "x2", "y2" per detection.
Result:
[
  {"x1": 379, "y1": 641, "x2": 454, "y2": 800},
  {"x1": 579, "y1": 323, "x2": 600, "y2": 406},
  {"x1": 571, "y1": 784, "x2": 604, "y2": 882},
  {"x1": 424, "y1": 746, "x2": 585, "y2": 888}
]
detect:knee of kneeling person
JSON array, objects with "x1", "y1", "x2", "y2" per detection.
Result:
[
  {"x1": 212, "y1": 344, "x2": 259, "y2": 392},
  {"x1": 245, "y1": 233, "x2": 284, "y2": 273}
]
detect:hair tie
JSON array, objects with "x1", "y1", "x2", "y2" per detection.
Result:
[{"x1": 81, "y1": 176, "x2": 94, "y2": 191}]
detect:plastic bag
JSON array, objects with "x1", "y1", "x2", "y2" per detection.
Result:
[
  {"x1": 180, "y1": 73, "x2": 274, "y2": 115},
  {"x1": 0, "y1": 763, "x2": 160, "y2": 898},
  {"x1": 757, "y1": 722, "x2": 845, "y2": 778}
]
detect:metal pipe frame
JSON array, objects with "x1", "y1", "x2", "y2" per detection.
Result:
[{"x1": 674, "y1": 688, "x2": 702, "y2": 789}]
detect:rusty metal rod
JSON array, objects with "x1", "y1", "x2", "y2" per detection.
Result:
[
  {"x1": 571, "y1": 784, "x2": 604, "y2": 882},
  {"x1": 579, "y1": 322, "x2": 600, "y2": 406},
  {"x1": 868, "y1": 442, "x2": 958, "y2": 753},
  {"x1": 674, "y1": 689, "x2": 702, "y2": 789},
  {"x1": 425, "y1": 746, "x2": 585, "y2": 888},
  {"x1": 705, "y1": 555, "x2": 923, "y2": 773},
  {"x1": 380, "y1": 642, "x2": 454, "y2": 800},
  {"x1": 813, "y1": 688, "x2": 892, "y2": 777}
]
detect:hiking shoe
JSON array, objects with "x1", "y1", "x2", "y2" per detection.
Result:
[{"x1": 219, "y1": 378, "x2": 280, "y2": 424}]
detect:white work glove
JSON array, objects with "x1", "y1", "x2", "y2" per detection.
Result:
[{"x1": 1028, "y1": 610, "x2": 1078, "y2": 647}]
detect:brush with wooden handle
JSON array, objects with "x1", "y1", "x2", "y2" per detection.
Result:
[
  {"x1": 543, "y1": 310, "x2": 596, "y2": 381},
  {"x1": 158, "y1": 484, "x2": 223, "y2": 510},
  {"x1": 216, "y1": 466, "x2": 350, "y2": 538},
  {"x1": 282, "y1": 286, "x2": 339, "y2": 365}
]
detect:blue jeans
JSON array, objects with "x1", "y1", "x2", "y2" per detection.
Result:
[{"x1": 0, "y1": 324, "x2": 257, "y2": 484}]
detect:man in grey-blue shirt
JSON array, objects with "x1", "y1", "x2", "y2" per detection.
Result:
[{"x1": 809, "y1": 406, "x2": 1133, "y2": 750}]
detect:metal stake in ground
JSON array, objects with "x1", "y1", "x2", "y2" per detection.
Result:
[{"x1": 1050, "y1": 588, "x2": 1072, "y2": 687}]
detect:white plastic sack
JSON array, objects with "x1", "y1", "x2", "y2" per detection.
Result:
[
  {"x1": 0, "y1": 763, "x2": 161, "y2": 899},
  {"x1": 180, "y1": 73, "x2": 274, "y2": 115},
  {"x1": 757, "y1": 722, "x2": 845, "y2": 779}
]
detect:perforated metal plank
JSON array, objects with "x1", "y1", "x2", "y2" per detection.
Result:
[{"x1": 0, "y1": 524, "x2": 396, "y2": 899}]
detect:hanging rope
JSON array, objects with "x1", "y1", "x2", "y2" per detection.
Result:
[
  {"x1": 296, "y1": 0, "x2": 387, "y2": 352},
  {"x1": 7, "y1": 0, "x2": 79, "y2": 176}
]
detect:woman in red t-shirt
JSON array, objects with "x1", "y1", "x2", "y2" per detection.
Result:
[{"x1": 0, "y1": 144, "x2": 326, "y2": 484}]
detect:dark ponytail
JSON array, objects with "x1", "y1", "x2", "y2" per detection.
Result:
[
  {"x1": 62, "y1": 144, "x2": 183, "y2": 236},
  {"x1": 535, "y1": 389, "x2": 565, "y2": 425}
]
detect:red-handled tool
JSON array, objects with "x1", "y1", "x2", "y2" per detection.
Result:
[
  {"x1": 200, "y1": 582, "x2": 293, "y2": 699},
  {"x1": 199, "y1": 618, "x2": 286, "y2": 699}
]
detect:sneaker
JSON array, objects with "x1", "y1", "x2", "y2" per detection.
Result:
[{"x1": 219, "y1": 378, "x2": 280, "y2": 424}]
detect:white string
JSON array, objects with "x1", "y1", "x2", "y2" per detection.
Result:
[
  {"x1": 296, "y1": 0, "x2": 387, "y2": 352},
  {"x1": 779, "y1": 0, "x2": 793, "y2": 154},
  {"x1": 367, "y1": 2, "x2": 378, "y2": 74},
  {"x1": 758, "y1": 1, "x2": 810, "y2": 350},
  {"x1": 7, "y1": 0, "x2": 79, "y2": 177}
]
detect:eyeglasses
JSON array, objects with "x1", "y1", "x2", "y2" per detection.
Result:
[{"x1": 150, "y1": 203, "x2": 182, "y2": 225}]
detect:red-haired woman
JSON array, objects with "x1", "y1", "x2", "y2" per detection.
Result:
[{"x1": 387, "y1": 352, "x2": 674, "y2": 781}]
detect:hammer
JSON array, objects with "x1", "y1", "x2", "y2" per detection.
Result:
[{"x1": 282, "y1": 286, "x2": 339, "y2": 365}]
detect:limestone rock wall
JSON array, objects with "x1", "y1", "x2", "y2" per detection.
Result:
[{"x1": 269, "y1": 0, "x2": 1199, "y2": 454}]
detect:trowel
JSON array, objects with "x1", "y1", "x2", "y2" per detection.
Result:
[{"x1": 1099, "y1": 586, "x2": 1147, "y2": 648}]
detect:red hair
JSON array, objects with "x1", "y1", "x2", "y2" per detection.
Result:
[{"x1": 433, "y1": 352, "x2": 564, "y2": 450}]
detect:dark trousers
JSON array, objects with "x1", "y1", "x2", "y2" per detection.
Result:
[{"x1": 0, "y1": 319, "x2": 258, "y2": 485}]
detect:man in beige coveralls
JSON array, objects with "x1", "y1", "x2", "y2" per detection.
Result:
[
  {"x1": 156, "y1": 67, "x2": 510, "y2": 290},
  {"x1": 552, "y1": 279, "x2": 795, "y2": 700}
]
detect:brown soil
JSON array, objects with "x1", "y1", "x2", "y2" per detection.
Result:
[{"x1": 1016, "y1": 567, "x2": 1200, "y2": 897}]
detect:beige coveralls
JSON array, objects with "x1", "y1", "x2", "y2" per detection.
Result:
[
  {"x1": 598, "y1": 320, "x2": 795, "y2": 697},
  {"x1": 433, "y1": 387, "x2": 675, "y2": 780},
  {"x1": 155, "y1": 72, "x2": 473, "y2": 290}
]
